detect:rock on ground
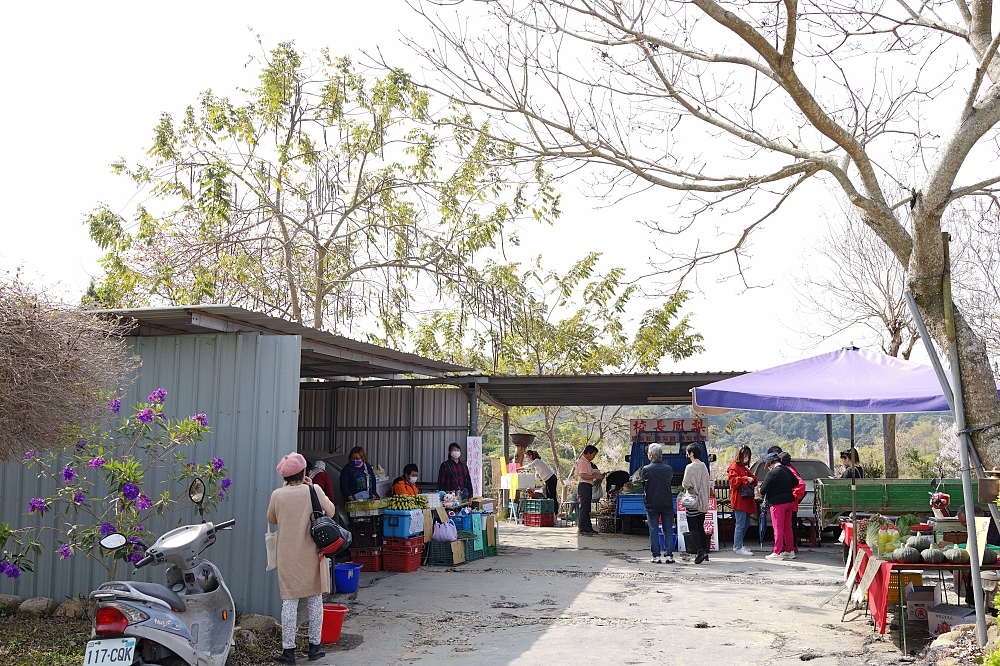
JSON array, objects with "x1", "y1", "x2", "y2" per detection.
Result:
[
  {"x1": 238, "y1": 613, "x2": 279, "y2": 636},
  {"x1": 54, "y1": 597, "x2": 88, "y2": 618},
  {"x1": 18, "y1": 597, "x2": 59, "y2": 616},
  {"x1": 0, "y1": 594, "x2": 22, "y2": 612}
]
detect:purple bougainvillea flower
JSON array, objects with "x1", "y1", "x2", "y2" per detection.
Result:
[
  {"x1": 0, "y1": 561, "x2": 7, "y2": 576},
  {"x1": 62, "y1": 466, "x2": 77, "y2": 484},
  {"x1": 135, "y1": 524, "x2": 144, "y2": 532},
  {"x1": 136, "y1": 408, "x2": 154, "y2": 424},
  {"x1": 220, "y1": 478, "x2": 232, "y2": 490},
  {"x1": 186, "y1": 462, "x2": 196, "y2": 468},
  {"x1": 4, "y1": 563, "x2": 21, "y2": 579},
  {"x1": 136, "y1": 494, "x2": 152, "y2": 511},
  {"x1": 73, "y1": 492, "x2": 86, "y2": 505},
  {"x1": 88, "y1": 457, "x2": 106, "y2": 468},
  {"x1": 211, "y1": 457, "x2": 224, "y2": 473},
  {"x1": 128, "y1": 536, "x2": 141, "y2": 544},
  {"x1": 58, "y1": 543, "x2": 73, "y2": 560},
  {"x1": 75, "y1": 438, "x2": 88, "y2": 451},
  {"x1": 217, "y1": 491, "x2": 226, "y2": 500},
  {"x1": 28, "y1": 497, "x2": 46, "y2": 513},
  {"x1": 99, "y1": 522, "x2": 115, "y2": 536},
  {"x1": 147, "y1": 388, "x2": 167, "y2": 404},
  {"x1": 107, "y1": 398, "x2": 121, "y2": 414},
  {"x1": 127, "y1": 551, "x2": 143, "y2": 565},
  {"x1": 121, "y1": 483, "x2": 140, "y2": 501},
  {"x1": 190, "y1": 413, "x2": 209, "y2": 428},
  {"x1": 22, "y1": 450, "x2": 38, "y2": 461}
]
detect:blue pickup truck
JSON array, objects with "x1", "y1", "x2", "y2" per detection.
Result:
[{"x1": 615, "y1": 435, "x2": 711, "y2": 534}]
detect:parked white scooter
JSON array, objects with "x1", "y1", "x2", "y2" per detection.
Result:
[{"x1": 85, "y1": 479, "x2": 236, "y2": 666}]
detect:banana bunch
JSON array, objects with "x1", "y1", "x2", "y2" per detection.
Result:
[{"x1": 386, "y1": 494, "x2": 429, "y2": 510}]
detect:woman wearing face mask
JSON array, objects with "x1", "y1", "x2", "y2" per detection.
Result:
[
  {"x1": 438, "y1": 442, "x2": 474, "y2": 500},
  {"x1": 391, "y1": 464, "x2": 420, "y2": 496},
  {"x1": 340, "y1": 446, "x2": 380, "y2": 503}
]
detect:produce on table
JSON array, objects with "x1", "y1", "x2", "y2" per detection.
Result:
[
  {"x1": 984, "y1": 549, "x2": 999, "y2": 565},
  {"x1": 385, "y1": 494, "x2": 429, "y2": 510},
  {"x1": 921, "y1": 545, "x2": 946, "y2": 564},
  {"x1": 906, "y1": 535, "x2": 932, "y2": 551},
  {"x1": 895, "y1": 514, "x2": 921, "y2": 538}
]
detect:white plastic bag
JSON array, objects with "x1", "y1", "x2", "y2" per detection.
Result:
[
  {"x1": 432, "y1": 521, "x2": 458, "y2": 542},
  {"x1": 265, "y1": 524, "x2": 278, "y2": 571}
]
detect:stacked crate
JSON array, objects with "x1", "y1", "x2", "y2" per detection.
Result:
[
  {"x1": 383, "y1": 509, "x2": 425, "y2": 573},
  {"x1": 523, "y1": 498, "x2": 556, "y2": 527},
  {"x1": 348, "y1": 506, "x2": 384, "y2": 572}
]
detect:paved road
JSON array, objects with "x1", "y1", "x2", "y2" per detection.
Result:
[{"x1": 314, "y1": 525, "x2": 904, "y2": 665}]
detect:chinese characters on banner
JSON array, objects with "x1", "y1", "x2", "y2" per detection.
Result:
[
  {"x1": 466, "y1": 436, "x2": 483, "y2": 497},
  {"x1": 631, "y1": 418, "x2": 708, "y2": 436},
  {"x1": 675, "y1": 497, "x2": 719, "y2": 552}
]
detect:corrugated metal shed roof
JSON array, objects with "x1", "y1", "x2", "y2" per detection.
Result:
[
  {"x1": 322, "y1": 372, "x2": 746, "y2": 407},
  {"x1": 93, "y1": 305, "x2": 469, "y2": 379}
]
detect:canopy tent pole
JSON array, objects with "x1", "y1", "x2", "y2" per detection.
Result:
[
  {"x1": 850, "y1": 415, "x2": 857, "y2": 556},
  {"x1": 904, "y1": 290, "x2": 1000, "y2": 529},
  {"x1": 826, "y1": 414, "x2": 835, "y2": 471},
  {"x1": 903, "y1": 236, "x2": 987, "y2": 646}
]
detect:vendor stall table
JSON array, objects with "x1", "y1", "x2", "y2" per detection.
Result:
[{"x1": 849, "y1": 544, "x2": 1000, "y2": 653}]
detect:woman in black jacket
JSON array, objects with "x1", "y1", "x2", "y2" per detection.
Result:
[{"x1": 759, "y1": 453, "x2": 797, "y2": 561}]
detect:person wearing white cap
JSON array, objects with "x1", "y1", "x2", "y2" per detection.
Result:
[{"x1": 267, "y1": 452, "x2": 336, "y2": 663}]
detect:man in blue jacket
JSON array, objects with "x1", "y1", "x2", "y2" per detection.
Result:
[{"x1": 640, "y1": 443, "x2": 674, "y2": 563}]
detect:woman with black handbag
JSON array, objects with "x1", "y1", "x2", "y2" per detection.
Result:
[
  {"x1": 727, "y1": 445, "x2": 757, "y2": 556},
  {"x1": 267, "y1": 452, "x2": 337, "y2": 664}
]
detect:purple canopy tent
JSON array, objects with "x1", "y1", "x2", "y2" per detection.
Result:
[
  {"x1": 692, "y1": 347, "x2": 963, "y2": 552},
  {"x1": 692, "y1": 347, "x2": 955, "y2": 414}
]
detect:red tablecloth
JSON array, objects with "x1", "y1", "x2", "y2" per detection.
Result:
[{"x1": 854, "y1": 544, "x2": 1000, "y2": 634}]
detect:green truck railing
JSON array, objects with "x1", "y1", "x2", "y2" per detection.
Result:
[{"x1": 815, "y1": 478, "x2": 979, "y2": 529}]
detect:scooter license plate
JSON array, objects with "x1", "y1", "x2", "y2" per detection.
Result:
[{"x1": 83, "y1": 638, "x2": 136, "y2": 665}]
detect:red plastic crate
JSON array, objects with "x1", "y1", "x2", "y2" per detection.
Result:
[
  {"x1": 383, "y1": 545, "x2": 422, "y2": 573},
  {"x1": 524, "y1": 512, "x2": 555, "y2": 527},
  {"x1": 384, "y1": 536, "x2": 423, "y2": 551},
  {"x1": 349, "y1": 547, "x2": 383, "y2": 572}
]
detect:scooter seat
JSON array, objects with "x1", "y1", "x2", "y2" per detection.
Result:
[{"x1": 130, "y1": 582, "x2": 187, "y2": 612}]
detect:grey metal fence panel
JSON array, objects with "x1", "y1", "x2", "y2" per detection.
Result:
[{"x1": 0, "y1": 332, "x2": 300, "y2": 617}]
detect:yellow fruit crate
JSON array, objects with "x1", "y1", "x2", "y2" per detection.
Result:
[{"x1": 865, "y1": 572, "x2": 923, "y2": 605}]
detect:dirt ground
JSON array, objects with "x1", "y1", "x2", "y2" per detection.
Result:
[{"x1": 313, "y1": 524, "x2": 926, "y2": 666}]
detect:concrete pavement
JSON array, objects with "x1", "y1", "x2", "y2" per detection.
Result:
[{"x1": 313, "y1": 525, "x2": 902, "y2": 665}]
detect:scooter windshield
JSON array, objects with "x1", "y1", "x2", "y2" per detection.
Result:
[{"x1": 156, "y1": 525, "x2": 200, "y2": 550}]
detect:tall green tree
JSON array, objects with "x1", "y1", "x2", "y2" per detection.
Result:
[
  {"x1": 415, "y1": 253, "x2": 704, "y2": 485},
  {"x1": 85, "y1": 42, "x2": 556, "y2": 338}
]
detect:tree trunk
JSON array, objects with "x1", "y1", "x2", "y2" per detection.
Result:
[
  {"x1": 884, "y1": 414, "x2": 899, "y2": 478},
  {"x1": 908, "y1": 216, "x2": 1000, "y2": 468}
]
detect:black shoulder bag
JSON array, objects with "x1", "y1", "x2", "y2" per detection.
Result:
[{"x1": 308, "y1": 484, "x2": 350, "y2": 553}]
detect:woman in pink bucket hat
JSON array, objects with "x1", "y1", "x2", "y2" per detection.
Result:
[{"x1": 267, "y1": 452, "x2": 336, "y2": 663}]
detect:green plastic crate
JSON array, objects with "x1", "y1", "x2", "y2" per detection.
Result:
[
  {"x1": 524, "y1": 499, "x2": 555, "y2": 514},
  {"x1": 426, "y1": 540, "x2": 465, "y2": 566}
]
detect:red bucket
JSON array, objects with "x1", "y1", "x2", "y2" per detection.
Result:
[{"x1": 321, "y1": 604, "x2": 349, "y2": 644}]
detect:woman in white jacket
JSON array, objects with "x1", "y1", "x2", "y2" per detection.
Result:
[{"x1": 681, "y1": 443, "x2": 713, "y2": 564}]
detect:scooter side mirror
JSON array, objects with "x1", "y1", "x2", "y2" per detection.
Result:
[
  {"x1": 189, "y1": 478, "x2": 206, "y2": 505},
  {"x1": 99, "y1": 533, "x2": 127, "y2": 550}
]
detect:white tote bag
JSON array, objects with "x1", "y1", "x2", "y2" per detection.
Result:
[{"x1": 265, "y1": 524, "x2": 278, "y2": 571}]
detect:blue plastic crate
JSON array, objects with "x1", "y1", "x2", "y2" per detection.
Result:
[
  {"x1": 450, "y1": 513, "x2": 473, "y2": 532},
  {"x1": 616, "y1": 494, "x2": 647, "y2": 515},
  {"x1": 384, "y1": 509, "x2": 424, "y2": 538}
]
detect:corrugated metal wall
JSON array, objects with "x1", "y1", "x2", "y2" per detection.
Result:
[
  {"x1": 298, "y1": 387, "x2": 469, "y2": 480},
  {"x1": 0, "y1": 332, "x2": 300, "y2": 617}
]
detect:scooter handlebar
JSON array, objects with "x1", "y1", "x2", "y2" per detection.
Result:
[
  {"x1": 133, "y1": 555, "x2": 154, "y2": 569},
  {"x1": 214, "y1": 519, "x2": 236, "y2": 530}
]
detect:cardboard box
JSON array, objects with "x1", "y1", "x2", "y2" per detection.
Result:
[
  {"x1": 905, "y1": 582, "x2": 943, "y2": 621},
  {"x1": 471, "y1": 498, "x2": 495, "y2": 513},
  {"x1": 927, "y1": 603, "x2": 977, "y2": 636}
]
